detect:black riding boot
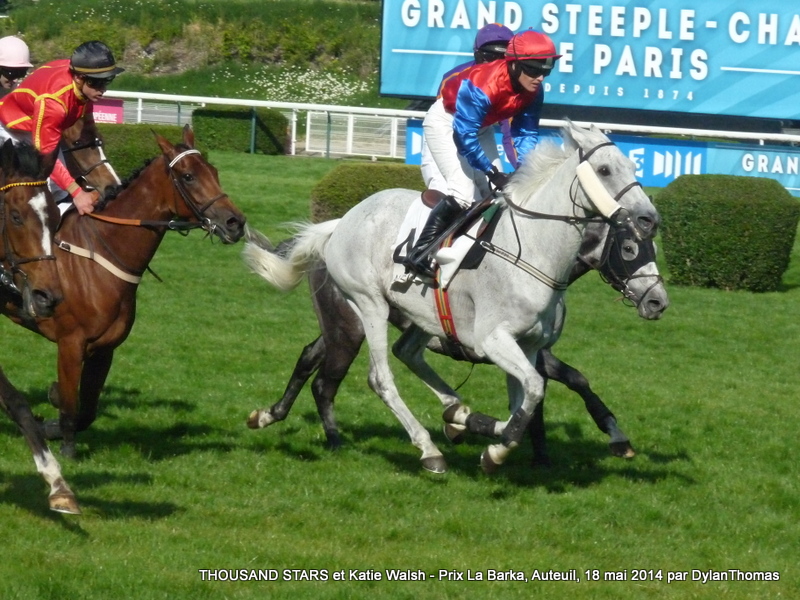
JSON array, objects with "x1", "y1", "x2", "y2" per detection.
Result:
[{"x1": 403, "y1": 194, "x2": 464, "y2": 279}]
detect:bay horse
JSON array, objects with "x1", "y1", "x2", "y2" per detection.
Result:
[
  {"x1": 0, "y1": 140, "x2": 81, "y2": 513},
  {"x1": 246, "y1": 222, "x2": 668, "y2": 466},
  {"x1": 242, "y1": 121, "x2": 659, "y2": 473},
  {"x1": 2, "y1": 125, "x2": 246, "y2": 459}
]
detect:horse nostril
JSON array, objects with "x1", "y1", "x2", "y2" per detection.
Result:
[
  {"x1": 32, "y1": 288, "x2": 60, "y2": 317},
  {"x1": 637, "y1": 216, "x2": 657, "y2": 235}
]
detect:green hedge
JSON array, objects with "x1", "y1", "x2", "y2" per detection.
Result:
[
  {"x1": 657, "y1": 174, "x2": 800, "y2": 292},
  {"x1": 191, "y1": 106, "x2": 288, "y2": 155},
  {"x1": 310, "y1": 162, "x2": 425, "y2": 222},
  {"x1": 96, "y1": 123, "x2": 206, "y2": 180}
]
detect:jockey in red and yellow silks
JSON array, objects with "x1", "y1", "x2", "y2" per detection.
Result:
[
  {"x1": 0, "y1": 40, "x2": 123, "y2": 216},
  {"x1": 0, "y1": 59, "x2": 92, "y2": 199}
]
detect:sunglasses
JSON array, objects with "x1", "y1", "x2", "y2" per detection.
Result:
[
  {"x1": 84, "y1": 76, "x2": 115, "y2": 90},
  {"x1": 1, "y1": 68, "x2": 28, "y2": 81}
]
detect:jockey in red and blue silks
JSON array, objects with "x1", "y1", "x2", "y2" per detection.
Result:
[
  {"x1": 405, "y1": 29, "x2": 561, "y2": 279},
  {"x1": 421, "y1": 23, "x2": 514, "y2": 193}
]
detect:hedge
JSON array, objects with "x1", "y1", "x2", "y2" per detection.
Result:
[
  {"x1": 191, "y1": 106, "x2": 288, "y2": 155},
  {"x1": 96, "y1": 123, "x2": 206, "y2": 180},
  {"x1": 310, "y1": 162, "x2": 426, "y2": 222},
  {"x1": 657, "y1": 174, "x2": 800, "y2": 292}
]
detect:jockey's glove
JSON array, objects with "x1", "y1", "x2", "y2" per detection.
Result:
[
  {"x1": 609, "y1": 207, "x2": 640, "y2": 240},
  {"x1": 486, "y1": 167, "x2": 510, "y2": 191}
]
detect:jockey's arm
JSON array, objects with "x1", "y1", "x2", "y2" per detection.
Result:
[
  {"x1": 510, "y1": 91, "x2": 544, "y2": 165},
  {"x1": 452, "y1": 83, "x2": 495, "y2": 174}
]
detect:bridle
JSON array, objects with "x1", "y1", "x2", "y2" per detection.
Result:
[
  {"x1": 482, "y1": 140, "x2": 648, "y2": 290},
  {"x1": 61, "y1": 137, "x2": 111, "y2": 190},
  {"x1": 0, "y1": 180, "x2": 56, "y2": 295},
  {"x1": 578, "y1": 227, "x2": 664, "y2": 308}
]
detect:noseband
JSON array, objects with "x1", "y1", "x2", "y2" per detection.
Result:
[{"x1": 0, "y1": 180, "x2": 56, "y2": 295}]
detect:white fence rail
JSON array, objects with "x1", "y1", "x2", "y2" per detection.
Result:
[{"x1": 105, "y1": 91, "x2": 800, "y2": 159}]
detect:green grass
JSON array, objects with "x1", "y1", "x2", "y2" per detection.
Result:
[{"x1": 0, "y1": 151, "x2": 798, "y2": 599}]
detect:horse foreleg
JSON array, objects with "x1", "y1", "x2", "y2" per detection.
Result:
[
  {"x1": 539, "y1": 348, "x2": 635, "y2": 458},
  {"x1": 247, "y1": 336, "x2": 325, "y2": 430},
  {"x1": 76, "y1": 347, "x2": 114, "y2": 432},
  {"x1": 0, "y1": 367, "x2": 80, "y2": 514},
  {"x1": 478, "y1": 330, "x2": 544, "y2": 474},
  {"x1": 51, "y1": 337, "x2": 85, "y2": 459}
]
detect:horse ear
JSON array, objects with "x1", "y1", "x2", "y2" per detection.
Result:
[
  {"x1": 39, "y1": 148, "x2": 59, "y2": 179},
  {"x1": 182, "y1": 124, "x2": 195, "y2": 148},
  {"x1": 0, "y1": 139, "x2": 14, "y2": 176},
  {"x1": 560, "y1": 118, "x2": 578, "y2": 151},
  {"x1": 152, "y1": 130, "x2": 175, "y2": 156}
]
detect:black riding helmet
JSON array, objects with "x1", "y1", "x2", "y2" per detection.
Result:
[{"x1": 70, "y1": 41, "x2": 124, "y2": 79}]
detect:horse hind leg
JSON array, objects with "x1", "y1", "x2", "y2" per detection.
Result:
[
  {"x1": 539, "y1": 349, "x2": 635, "y2": 458},
  {"x1": 247, "y1": 336, "x2": 325, "y2": 430},
  {"x1": 0, "y1": 368, "x2": 80, "y2": 514}
]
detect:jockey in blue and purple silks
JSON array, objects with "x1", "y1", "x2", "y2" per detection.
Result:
[
  {"x1": 421, "y1": 23, "x2": 515, "y2": 193},
  {"x1": 405, "y1": 29, "x2": 561, "y2": 279}
]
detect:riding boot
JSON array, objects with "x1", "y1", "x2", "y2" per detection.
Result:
[{"x1": 403, "y1": 194, "x2": 464, "y2": 279}]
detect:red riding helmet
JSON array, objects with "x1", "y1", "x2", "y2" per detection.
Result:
[{"x1": 505, "y1": 30, "x2": 561, "y2": 76}]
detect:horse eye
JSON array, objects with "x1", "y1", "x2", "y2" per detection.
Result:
[
  {"x1": 10, "y1": 209, "x2": 24, "y2": 226},
  {"x1": 621, "y1": 240, "x2": 639, "y2": 260},
  {"x1": 181, "y1": 173, "x2": 195, "y2": 183},
  {"x1": 598, "y1": 165, "x2": 611, "y2": 177}
]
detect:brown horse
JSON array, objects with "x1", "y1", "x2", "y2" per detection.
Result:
[
  {"x1": 3, "y1": 125, "x2": 246, "y2": 459},
  {"x1": 0, "y1": 140, "x2": 81, "y2": 514}
]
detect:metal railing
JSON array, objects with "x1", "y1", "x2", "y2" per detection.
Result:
[{"x1": 105, "y1": 90, "x2": 800, "y2": 158}]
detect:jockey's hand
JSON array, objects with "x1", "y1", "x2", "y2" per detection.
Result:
[
  {"x1": 73, "y1": 189, "x2": 100, "y2": 215},
  {"x1": 609, "y1": 207, "x2": 641, "y2": 241},
  {"x1": 486, "y1": 167, "x2": 510, "y2": 192}
]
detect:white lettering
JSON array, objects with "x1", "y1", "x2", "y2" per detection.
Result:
[
  {"x1": 565, "y1": 4, "x2": 582, "y2": 35},
  {"x1": 401, "y1": 0, "x2": 421, "y2": 27},
  {"x1": 541, "y1": 3, "x2": 559, "y2": 34},
  {"x1": 730, "y1": 12, "x2": 750, "y2": 43},
  {"x1": 633, "y1": 7, "x2": 651, "y2": 38},
  {"x1": 450, "y1": 0, "x2": 470, "y2": 29},
  {"x1": 679, "y1": 10, "x2": 695, "y2": 41},
  {"x1": 644, "y1": 47, "x2": 663, "y2": 77},
  {"x1": 610, "y1": 6, "x2": 625, "y2": 37},
  {"x1": 588, "y1": 5, "x2": 603, "y2": 36},
  {"x1": 504, "y1": 2, "x2": 522, "y2": 30},
  {"x1": 690, "y1": 49, "x2": 709, "y2": 80},
  {"x1": 657, "y1": 8, "x2": 673, "y2": 40},
  {"x1": 427, "y1": 0, "x2": 445, "y2": 28},
  {"x1": 787, "y1": 15, "x2": 800, "y2": 45},
  {"x1": 594, "y1": 44, "x2": 613, "y2": 74},
  {"x1": 758, "y1": 13, "x2": 778, "y2": 45},
  {"x1": 559, "y1": 41, "x2": 574, "y2": 73},
  {"x1": 742, "y1": 154, "x2": 755, "y2": 172},
  {"x1": 616, "y1": 45, "x2": 637, "y2": 76},
  {"x1": 476, "y1": 1, "x2": 496, "y2": 28}
]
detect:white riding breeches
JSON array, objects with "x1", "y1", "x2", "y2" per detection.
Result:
[{"x1": 422, "y1": 98, "x2": 499, "y2": 208}]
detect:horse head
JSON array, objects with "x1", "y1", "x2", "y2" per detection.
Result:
[
  {"x1": 561, "y1": 120, "x2": 660, "y2": 241},
  {"x1": 0, "y1": 140, "x2": 62, "y2": 318},
  {"x1": 154, "y1": 125, "x2": 246, "y2": 244},
  {"x1": 577, "y1": 223, "x2": 669, "y2": 320},
  {"x1": 60, "y1": 115, "x2": 122, "y2": 201}
]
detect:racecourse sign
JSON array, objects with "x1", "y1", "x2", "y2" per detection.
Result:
[{"x1": 381, "y1": 0, "x2": 800, "y2": 120}]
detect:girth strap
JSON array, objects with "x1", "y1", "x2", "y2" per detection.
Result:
[{"x1": 56, "y1": 240, "x2": 141, "y2": 284}]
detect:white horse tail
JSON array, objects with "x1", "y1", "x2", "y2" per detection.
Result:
[{"x1": 242, "y1": 220, "x2": 340, "y2": 291}]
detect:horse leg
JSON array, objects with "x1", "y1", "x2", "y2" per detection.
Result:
[
  {"x1": 354, "y1": 299, "x2": 447, "y2": 473},
  {"x1": 76, "y1": 347, "x2": 114, "y2": 432},
  {"x1": 0, "y1": 367, "x2": 80, "y2": 514},
  {"x1": 247, "y1": 336, "x2": 325, "y2": 429},
  {"x1": 391, "y1": 325, "x2": 466, "y2": 443},
  {"x1": 46, "y1": 338, "x2": 85, "y2": 459},
  {"x1": 473, "y1": 330, "x2": 544, "y2": 473},
  {"x1": 538, "y1": 348, "x2": 635, "y2": 458}
]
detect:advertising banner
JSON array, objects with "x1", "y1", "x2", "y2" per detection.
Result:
[
  {"x1": 92, "y1": 98, "x2": 124, "y2": 124},
  {"x1": 383, "y1": 1, "x2": 800, "y2": 120},
  {"x1": 406, "y1": 121, "x2": 800, "y2": 195}
]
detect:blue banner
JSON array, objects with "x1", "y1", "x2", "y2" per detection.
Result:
[
  {"x1": 406, "y1": 122, "x2": 800, "y2": 195},
  {"x1": 383, "y1": 1, "x2": 800, "y2": 120}
]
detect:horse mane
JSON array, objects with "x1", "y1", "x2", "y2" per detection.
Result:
[
  {"x1": 95, "y1": 143, "x2": 190, "y2": 211},
  {"x1": 504, "y1": 137, "x2": 570, "y2": 204},
  {"x1": 12, "y1": 143, "x2": 46, "y2": 178}
]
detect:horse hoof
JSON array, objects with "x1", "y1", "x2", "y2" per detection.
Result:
[
  {"x1": 246, "y1": 409, "x2": 275, "y2": 429},
  {"x1": 49, "y1": 493, "x2": 81, "y2": 515},
  {"x1": 324, "y1": 434, "x2": 343, "y2": 451},
  {"x1": 48, "y1": 382, "x2": 61, "y2": 409},
  {"x1": 480, "y1": 449, "x2": 501, "y2": 475},
  {"x1": 42, "y1": 419, "x2": 63, "y2": 440},
  {"x1": 421, "y1": 455, "x2": 447, "y2": 474},
  {"x1": 610, "y1": 441, "x2": 636, "y2": 458},
  {"x1": 443, "y1": 423, "x2": 466, "y2": 445}
]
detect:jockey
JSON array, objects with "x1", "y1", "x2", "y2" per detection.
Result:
[
  {"x1": 405, "y1": 29, "x2": 560, "y2": 279},
  {"x1": 421, "y1": 23, "x2": 514, "y2": 193},
  {"x1": 0, "y1": 40, "x2": 124, "y2": 216},
  {"x1": 0, "y1": 36, "x2": 33, "y2": 98}
]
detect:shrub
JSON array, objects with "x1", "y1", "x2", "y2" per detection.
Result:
[
  {"x1": 310, "y1": 162, "x2": 425, "y2": 222},
  {"x1": 657, "y1": 174, "x2": 800, "y2": 292},
  {"x1": 191, "y1": 106, "x2": 288, "y2": 154},
  {"x1": 96, "y1": 123, "x2": 205, "y2": 180}
]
